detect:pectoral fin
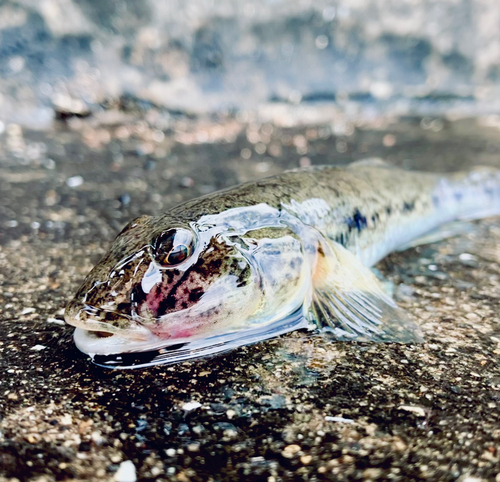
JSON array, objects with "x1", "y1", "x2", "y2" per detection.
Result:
[{"x1": 309, "y1": 238, "x2": 423, "y2": 343}]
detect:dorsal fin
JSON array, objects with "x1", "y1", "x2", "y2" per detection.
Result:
[{"x1": 348, "y1": 158, "x2": 394, "y2": 168}]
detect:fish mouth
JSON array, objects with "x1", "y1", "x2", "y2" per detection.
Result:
[
  {"x1": 65, "y1": 303, "x2": 172, "y2": 356},
  {"x1": 73, "y1": 327, "x2": 174, "y2": 356},
  {"x1": 65, "y1": 303, "x2": 214, "y2": 357}
]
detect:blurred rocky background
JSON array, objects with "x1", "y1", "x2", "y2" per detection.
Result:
[{"x1": 2, "y1": 0, "x2": 500, "y2": 128}]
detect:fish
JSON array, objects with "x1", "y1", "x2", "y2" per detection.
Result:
[{"x1": 64, "y1": 159, "x2": 500, "y2": 368}]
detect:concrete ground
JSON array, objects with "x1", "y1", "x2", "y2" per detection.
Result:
[{"x1": 2, "y1": 111, "x2": 500, "y2": 481}]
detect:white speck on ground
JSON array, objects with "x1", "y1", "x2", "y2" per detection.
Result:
[
  {"x1": 31, "y1": 345, "x2": 47, "y2": 351},
  {"x1": 21, "y1": 308, "x2": 36, "y2": 315},
  {"x1": 399, "y1": 405, "x2": 427, "y2": 417},
  {"x1": 182, "y1": 401, "x2": 202, "y2": 411},
  {"x1": 114, "y1": 460, "x2": 137, "y2": 482},
  {"x1": 325, "y1": 416, "x2": 355, "y2": 423},
  {"x1": 46, "y1": 317, "x2": 65, "y2": 325},
  {"x1": 66, "y1": 175, "x2": 84, "y2": 188}
]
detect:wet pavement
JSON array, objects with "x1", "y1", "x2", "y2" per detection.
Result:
[{"x1": 2, "y1": 112, "x2": 500, "y2": 481}]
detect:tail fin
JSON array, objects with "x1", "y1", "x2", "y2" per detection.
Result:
[{"x1": 444, "y1": 167, "x2": 500, "y2": 221}]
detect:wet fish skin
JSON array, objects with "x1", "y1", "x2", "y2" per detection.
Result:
[{"x1": 64, "y1": 161, "x2": 500, "y2": 367}]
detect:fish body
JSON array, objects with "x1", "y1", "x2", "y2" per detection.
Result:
[{"x1": 65, "y1": 161, "x2": 500, "y2": 367}]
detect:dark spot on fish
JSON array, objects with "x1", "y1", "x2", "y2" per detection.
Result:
[
  {"x1": 164, "y1": 270, "x2": 175, "y2": 283},
  {"x1": 237, "y1": 264, "x2": 251, "y2": 287},
  {"x1": 402, "y1": 201, "x2": 415, "y2": 212},
  {"x1": 345, "y1": 209, "x2": 367, "y2": 233},
  {"x1": 208, "y1": 258, "x2": 223, "y2": 271},
  {"x1": 386, "y1": 206, "x2": 392, "y2": 215},
  {"x1": 156, "y1": 271, "x2": 190, "y2": 316},
  {"x1": 335, "y1": 232, "x2": 347, "y2": 246},
  {"x1": 189, "y1": 287, "x2": 204, "y2": 303},
  {"x1": 131, "y1": 284, "x2": 147, "y2": 305},
  {"x1": 290, "y1": 257, "x2": 302, "y2": 270},
  {"x1": 156, "y1": 295, "x2": 177, "y2": 317},
  {"x1": 116, "y1": 302, "x2": 131, "y2": 312},
  {"x1": 202, "y1": 306, "x2": 221, "y2": 317}
]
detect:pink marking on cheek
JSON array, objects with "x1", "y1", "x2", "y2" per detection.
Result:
[{"x1": 145, "y1": 289, "x2": 162, "y2": 313}]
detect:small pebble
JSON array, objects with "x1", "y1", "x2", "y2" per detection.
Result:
[
  {"x1": 300, "y1": 455, "x2": 312, "y2": 465},
  {"x1": 114, "y1": 460, "x2": 137, "y2": 482},
  {"x1": 459, "y1": 253, "x2": 476, "y2": 261},
  {"x1": 180, "y1": 176, "x2": 194, "y2": 188},
  {"x1": 240, "y1": 148, "x2": 251, "y2": 159},
  {"x1": 182, "y1": 401, "x2": 201, "y2": 411},
  {"x1": 119, "y1": 193, "x2": 131, "y2": 206},
  {"x1": 383, "y1": 134, "x2": 396, "y2": 147},
  {"x1": 91, "y1": 431, "x2": 105, "y2": 445},
  {"x1": 399, "y1": 405, "x2": 426, "y2": 417},
  {"x1": 67, "y1": 175, "x2": 84, "y2": 188},
  {"x1": 325, "y1": 416, "x2": 354, "y2": 423},
  {"x1": 363, "y1": 468, "x2": 383, "y2": 479},
  {"x1": 282, "y1": 444, "x2": 301, "y2": 458},
  {"x1": 46, "y1": 317, "x2": 65, "y2": 325},
  {"x1": 31, "y1": 345, "x2": 46, "y2": 351},
  {"x1": 26, "y1": 434, "x2": 41, "y2": 444}
]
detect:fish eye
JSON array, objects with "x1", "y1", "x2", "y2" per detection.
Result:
[
  {"x1": 166, "y1": 244, "x2": 190, "y2": 264},
  {"x1": 153, "y1": 228, "x2": 195, "y2": 266}
]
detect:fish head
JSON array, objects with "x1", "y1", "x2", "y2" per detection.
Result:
[{"x1": 64, "y1": 214, "x2": 265, "y2": 356}]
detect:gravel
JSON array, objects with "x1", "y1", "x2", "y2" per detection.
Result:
[{"x1": 2, "y1": 112, "x2": 500, "y2": 481}]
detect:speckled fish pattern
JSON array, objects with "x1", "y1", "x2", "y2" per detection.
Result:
[{"x1": 64, "y1": 161, "x2": 500, "y2": 367}]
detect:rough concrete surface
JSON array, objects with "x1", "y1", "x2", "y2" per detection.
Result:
[{"x1": 2, "y1": 111, "x2": 500, "y2": 481}]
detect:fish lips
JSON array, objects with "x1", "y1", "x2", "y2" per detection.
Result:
[
  {"x1": 73, "y1": 327, "x2": 169, "y2": 356},
  {"x1": 64, "y1": 301, "x2": 157, "y2": 355},
  {"x1": 65, "y1": 302, "x2": 203, "y2": 356}
]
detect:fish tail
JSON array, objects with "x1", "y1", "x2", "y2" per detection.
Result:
[{"x1": 437, "y1": 167, "x2": 500, "y2": 221}]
